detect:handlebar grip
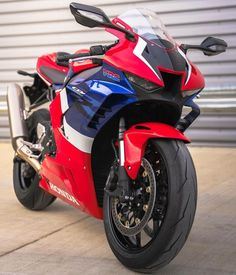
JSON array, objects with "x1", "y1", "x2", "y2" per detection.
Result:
[
  {"x1": 56, "y1": 42, "x2": 117, "y2": 64},
  {"x1": 56, "y1": 52, "x2": 91, "y2": 62}
]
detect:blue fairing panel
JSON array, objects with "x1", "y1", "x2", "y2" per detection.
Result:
[{"x1": 64, "y1": 63, "x2": 137, "y2": 138}]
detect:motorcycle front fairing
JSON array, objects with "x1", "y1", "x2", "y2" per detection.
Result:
[
  {"x1": 40, "y1": 9, "x2": 204, "y2": 219},
  {"x1": 40, "y1": 62, "x2": 185, "y2": 218},
  {"x1": 105, "y1": 9, "x2": 205, "y2": 92}
]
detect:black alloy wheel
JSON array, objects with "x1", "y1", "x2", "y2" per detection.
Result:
[{"x1": 103, "y1": 139, "x2": 197, "y2": 272}]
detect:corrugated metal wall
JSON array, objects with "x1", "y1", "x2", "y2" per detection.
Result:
[
  {"x1": 0, "y1": 0, "x2": 236, "y2": 144},
  {"x1": 0, "y1": 0, "x2": 236, "y2": 88}
]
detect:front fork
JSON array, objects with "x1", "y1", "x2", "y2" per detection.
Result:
[
  {"x1": 105, "y1": 118, "x2": 132, "y2": 201},
  {"x1": 105, "y1": 117, "x2": 191, "y2": 198}
]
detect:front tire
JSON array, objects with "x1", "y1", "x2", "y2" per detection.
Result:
[{"x1": 103, "y1": 139, "x2": 197, "y2": 272}]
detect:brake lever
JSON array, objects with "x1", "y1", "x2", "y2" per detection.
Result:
[{"x1": 69, "y1": 55, "x2": 104, "y2": 63}]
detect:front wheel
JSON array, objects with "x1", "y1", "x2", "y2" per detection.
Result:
[{"x1": 103, "y1": 139, "x2": 197, "y2": 272}]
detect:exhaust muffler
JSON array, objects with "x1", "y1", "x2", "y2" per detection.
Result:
[
  {"x1": 7, "y1": 84, "x2": 28, "y2": 149},
  {"x1": 7, "y1": 84, "x2": 41, "y2": 173}
]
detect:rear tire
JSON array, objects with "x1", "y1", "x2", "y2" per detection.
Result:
[
  {"x1": 13, "y1": 109, "x2": 56, "y2": 211},
  {"x1": 103, "y1": 139, "x2": 197, "y2": 272}
]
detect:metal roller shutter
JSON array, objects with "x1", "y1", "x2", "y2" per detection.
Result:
[{"x1": 0, "y1": 0, "x2": 236, "y2": 144}]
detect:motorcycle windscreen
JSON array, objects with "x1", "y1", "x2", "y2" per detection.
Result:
[{"x1": 118, "y1": 9, "x2": 187, "y2": 72}]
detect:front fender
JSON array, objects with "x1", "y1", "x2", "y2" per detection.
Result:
[{"x1": 124, "y1": 122, "x2": 190, "y2": 179}]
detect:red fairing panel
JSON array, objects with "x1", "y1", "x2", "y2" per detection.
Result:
[
  {"x1": 72, "y1": 49, "x2": 98, "y2": 74},
  {"x1": 104, "y1": 19, "x2": 164, "y2": 87},
  {"x1": 39, "y1": 92, "x2": 102, "y2": 219},
  {"x1": 123, "y1": 123, "x2": 190, "y2": 180},
  {"x1": 36, "y1": 52, "x2": 69, "y2": 84},
  {"x1": 182, "y1": 61, "x2": 205, "y2": 91},
  {"x1": 104, "y1": 18, "x2": 205, "y2": 92}
]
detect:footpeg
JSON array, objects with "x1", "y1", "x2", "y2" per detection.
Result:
[
  {"x1": 17, "y1": 70, "x2": 36, "y2": 78},
  {"x1": 21, "y1": 140, "x2": 43, "y2": 153}
]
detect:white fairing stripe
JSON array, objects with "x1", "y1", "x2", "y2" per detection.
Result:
[
  {"x1": 60, "y1": 88, "x2": 69, "y2": 114},
  {"x1": 177, "y1": 47, "x2": 192, "y2": 85},
  {"x1": 63, "y1": 116, "x2": 94, "y2": 153},
  {"x1": 133, "y1": 37, "x2": 161, "y2": 80}
]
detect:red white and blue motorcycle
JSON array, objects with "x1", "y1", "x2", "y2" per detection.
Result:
[{"x1": 7, "y1": 2, "x2": 227, "y2": 271}]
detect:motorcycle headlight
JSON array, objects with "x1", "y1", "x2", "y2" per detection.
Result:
[{"x1": 125, "y1": 72, "x2": 162, "y2": 92}]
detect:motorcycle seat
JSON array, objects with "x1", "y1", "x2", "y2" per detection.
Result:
[
  {"x1": 40, "y1": 66, "x2": 67, "y2": 85},
  {"x1": 37, "y1": 52, "x2": 70, "y2": 85}
]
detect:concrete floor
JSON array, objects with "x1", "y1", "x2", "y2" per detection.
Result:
[{"x1": 0, "y1": 142, "x2": 235, "y2": 275}]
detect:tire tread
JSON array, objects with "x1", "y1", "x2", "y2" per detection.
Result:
[{"x1": 103, "y1": 139, "x2": 197, "y2": 272}]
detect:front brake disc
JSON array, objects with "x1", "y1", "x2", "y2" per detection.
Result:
[{"x1": 111, "y1": 158, "x2": 156, "y2": 236}]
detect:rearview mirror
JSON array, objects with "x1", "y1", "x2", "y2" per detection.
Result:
[
  {"x1": 70, "y1": 2, "x2": 136, "y2": 41},
  {"x1": 200, "y1": 37, "x2": 228, "y2": 56},
  {"x1": 70, "y1": 2, "x2": 111, "y2": 28},
  {"x1": 180, "y1": 36, "x2": 227, "y2": 56}
]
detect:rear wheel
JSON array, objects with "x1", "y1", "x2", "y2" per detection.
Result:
[
  {"x1": 13, "y1": 109, "x2": 56, "y2": 211},
  {"x1": 103, "y1": 139, "x2": 197, "y2": 272}
]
